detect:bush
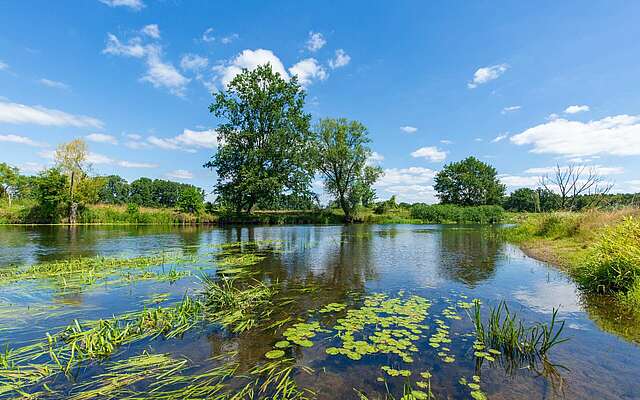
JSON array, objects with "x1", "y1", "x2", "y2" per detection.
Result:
[
  {"x1": 410, "y1": 204, "x2": 504, "y2": 224},
  {"x1": 576, "y1": 217, "x2": 640, "y2": 299}
]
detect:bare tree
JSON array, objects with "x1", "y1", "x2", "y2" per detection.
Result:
[{"x1": 539, "y1": 163, "x2": 613, "y2": 210}]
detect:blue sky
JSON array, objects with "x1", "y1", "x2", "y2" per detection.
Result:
[{"x1": 1, "y1": 0, "x2": 639, "y2": 203}]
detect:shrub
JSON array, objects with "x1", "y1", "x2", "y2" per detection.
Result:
[{"x1": 410, "y1": 204, "x2": 503, "y2": 224}]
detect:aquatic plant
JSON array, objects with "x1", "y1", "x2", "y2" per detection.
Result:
[{"x1": 471, "y1": 300, "x2": 568, "y2": 363}]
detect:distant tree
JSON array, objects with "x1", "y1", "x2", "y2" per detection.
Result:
[
  {"x1": 204, "y1": 64, "x2": 314, "y2": 213},
  {"x1": 312, "y1": 118, "x2": 383, "y2": 222},
  {"x1": 76, "y1": 176, "x2": 106, "y2": 205},
  {"x1": 177, "y1": 186, "x2": 205, "y2": 213},
  {"x1": 434, "y1": 157, "x2": 505, "y2": 206},
  {"x1": 32, "y1": 168, "x2": 68, "y2": 223},
  {"x1": 536, "y1": 188, "x2": 561, "y2": 212},
  {"x1": 539, "y1": 164, "x2": 613, "y2": 210},
  {"x1": 504, "y1": 188, "x2": 539, "y2": 212},
  {"x1": 0, "y1": 162, "x2": 20, "y2": 206},
  {"x1": 129, "y1": 178, "x2": 155, "y2": 207},
  {"x1": 98, "y1": 175, "x2": 130, "y2": 204},
  {"x1": 359, "y1": 166, "x2": 384, "y2": 208},
  {"x1": 55, "y1": 139, "x2": 89, "y2": 223},
  {"x1": 151, "y1": 179, "x2": 182, "y2": 208}
]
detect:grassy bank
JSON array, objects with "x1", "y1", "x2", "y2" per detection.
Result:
[
  {"x1": 504, "y1": 208, "x2": 640, "y2": 308},
  {"x1": 0, "y1": 202, "x2": 217, "y2": 225}
]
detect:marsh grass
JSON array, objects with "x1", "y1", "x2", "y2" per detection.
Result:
[{"x1": 471, "y1": 301, "x2": 567, "y2": 363}]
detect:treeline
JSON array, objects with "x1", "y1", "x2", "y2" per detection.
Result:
[
  {"x1": 503, "y1": 187, "x2": 639, "y2": 212},
  {"x1": 0, "y1": 157, "x2": 208, "y2": 223}
]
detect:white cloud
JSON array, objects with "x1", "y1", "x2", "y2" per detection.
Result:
[
  {"x1": 288, "y1": 58, "x2": 327, "y2": 87},
  {"x1": 491, "y1": 133, "x2": 509, "y2": 143},
  {"x1": 99, "y1": 0, "x2": 144, "y2": 10},
  {"x1": 141, "y1": 24, "x2": 160, "y2": 39},
  {"x1": 19, "y1": 162, "x2": 46, "y2": 174},
  {"x1": 103, "y1": 34, "x2": 146, "y2": 58},
  {"x1": 87, "y1": 152, "x2": 157, "y2": 168},
  {"x1": 411, "y1": 146, "x2": 447, "y2": 162},
  {"x1": 498, "y1": 174, "x2": 540, "y2": 188},
  {"x1": 86, "y1": 133, "x2": 118, "y2": 145},
  {"x1": 400, "y1": 126, "x2": 418, "y2": 133},
  {"x1": 166, "y1": 169, "x2": 193, "y2": 180},
  {"x1": 306, "y1": 31, "x2": 326, "y2": 52},
  {"x1": 440, "y1": 140, "x2": 453, "y2": 145},
  {"x1": 510, "y1": 114, "x2": 640, "y2": 157},
  {"x1": 329, "y1": 49, "x2": 350, "y2": 69},
  {"x1": 0, "y1": 101, "x2": 103, "y2": 128},
  {"x1": 38, "y1": 78, "x2": 70, "y2": 91},
  {"x1": 202, "y1": 28, "x2": 215, "y2": 43},
  {"x1": 146, "y1": 128, "x2": 217, "y2": 151},
  {"x1": 104, "y1": 32, "x2": 189, "y2": 96},
  {"x1": 174, "y1": 128, "x2": 218, "y2": 148},
  {"x1": 524, "y1": 165, "x2": 624, "y2": 176},
  {"x1": 564, "y1": 105, "x2": 590, "y2": 114},
  {"x1": 0, "y1": 134, "x2": 47, "y2": 147},
  {"x1": 141, "y1": 47, "x2": 190, "y2": 96},
  {"x1": 126, "y1": 133, "x2": 142, "y2": 140},
  {"x1": 474, "y1": 138, "x2": 483, "y2": 142},
  {"x1": 626, "y1": 180, "x2": 640, "y2": 192},
  {"x1": 0, "y1": 60, "x2": 8, "y2": 70},
  {"x1": 220, "y1": 33, "x2": 239, "y2": 44},
  {"x1": 468, "y1": 63, "x2": 509, "y2": 89},
  {"x1": 547, "y1": 113, "x2": 560, "y2": 121},
  {"x1": 374, "y1": 167, "x2": 438, "y2": 203},
  {"x1": 501, "y1": 105, "x2": 521, "y2": 114},
  {"x1": 214, "y1": 49, "x2": 289, "y2": 88},
  {"x1": 366, "y1": 151, "x2": 384, "y2": 165}
]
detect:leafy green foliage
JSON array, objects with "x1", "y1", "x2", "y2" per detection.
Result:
[
  {"x1": 31, "y1": 168, "x2": 69, "y2": 223},
  {"x1": 98, "y1": 175, "x2": 130, "y2": 204},
  {"x1": 410, "y1": 204, "x2": 504, "y2": 223},
  {"x1": 504, "y1": 188, "x2": 538, "y2": 212},
  {"x1": 205, "y1": 64, "x2": 314, "y2": 213},
  {"x1": 313, "y1": 118, "x2": 382, "y2": 222},
  {"x1": 0, "y1": 162, "x2": 19, "y2": 206},
  {"x1": 434, "y1": 157, "x2": 505, "y2": 206},
  {"x1": 176, "y1": 186, "x2": 205, "y2": 213}
]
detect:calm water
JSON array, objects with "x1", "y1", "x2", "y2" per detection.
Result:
[{"x1": 1, "y1": 224, "x2": 639, "y2": 399}]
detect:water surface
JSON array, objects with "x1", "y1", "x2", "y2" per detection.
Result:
[{"x1": 0, "y1": 224, "x2": 638, "y2": 399}]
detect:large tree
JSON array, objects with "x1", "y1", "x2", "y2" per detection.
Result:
[
  {"x1": 55, "y1": 139, "x2": 89, "y2": 223},
  {"x1": 204, "y1": 64, "x2": 314, "y2": 213},
  {"x1": 434, "y1": 156, "x2": 505, "y2": 206},
  {"x1": 312, "y1": 118, "x2": 383, "y2": 222},
  {"x1": 504, "y1": 188, "x2": 538, "y2": 212}
]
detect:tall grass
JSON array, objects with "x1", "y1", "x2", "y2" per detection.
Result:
[{"x1": 410, "y1": 204, "x2": 504, "y2": 224}]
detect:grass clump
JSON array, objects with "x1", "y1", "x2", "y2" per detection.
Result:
[
  {"x1": 471, "y1": 300, "x2": 567, "y2": 364},
  {"x1": 576, "y1": 217, "x2": 640, "y2": 306}
]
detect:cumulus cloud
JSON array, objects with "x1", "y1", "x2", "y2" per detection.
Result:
[
  {"x1": 468, "y1": 63, "x2": 509, "y2": 89},
  {"x1": 564, "y1": 105, "x2": 589, "y2": 114},
  {"x1": 491, "y1": 133, "x2": 509, "y2": 143},
  {"x1": 524, "y1": 165, "x2": 624, "y2": 176},
  {"x1": 141, "y1": 24, "x2": 160, "y2": 39},
  {"x1": 103, "y1": 31, "x2": 189, "y2": 96},
  {"x1": 374, "y1": 167, "x2": 438, "y2": 203},
  {"x1": 166, "y1": 169, "x2": 193, "y2": 180},
  {"x1": 510, "y1": 114, "x2": 640, "y2": 157},
  {"x1": 328, "y1": 49, "x2": 350, "y2": 69},
  {"x1": 86, "y1": 133, "x2": 118, "y2": 145},
  {"x1": 498, "y1": 174, "x2": 540, "y2": 188},
  {"x1": 0, "y1": 134, "x2": 47, "y2": 147},
  {"x1": 38, "y1": 78, "x2": 70, "y2": 91},
  {"x1": 144, "y1": 128, "x2": 217, "y2": 151},
  {"x1": 0, "y1": 101, "x2": 103, "y2": 128},
  {"x1": 410, "y1": 146, "x2": 447, "y2": 162},
  {"x1": 306, "y1": 32, "x2": 326, "y2": 52},
  {"x1": 0, "y1": 60, "x2": 8, "y2": 70},
  {"x1": 502, "y1": 105, "x2": 521, "y2": 114},
  {"x1": 214, "y1": 49, "x2": 289, "y2": 88},
  {"x1": 99, "y1": 0, "x2": 144, "y2": 10},
  {"x1": 87, "y1": 152, "x2": 157, "y2": 168},
  {"x1": 288, "y1": 58, "x2": 327, "y2": 87},
  {"x1": 400, "y1": 126, "x2": 417, "y2": 133},
  {"x1": 440, "y1": 140, "x2": 453, "y2": 145}
]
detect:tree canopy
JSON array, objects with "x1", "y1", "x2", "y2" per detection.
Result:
[
  {"x1": 433, "y1": 156, "x2": 505, "y2": 206},
  {"x1": 205, "y1": 64, "x2": 315, "y2": 213},
  {"x1": 312, "y1": 118, "x2": 382, "y2": 221}
]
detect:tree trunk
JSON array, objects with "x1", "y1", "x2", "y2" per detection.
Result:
[{"x1": 69, "y1": 202, "x2": 78, "y2": 225}]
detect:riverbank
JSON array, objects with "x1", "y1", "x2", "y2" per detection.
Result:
[{"x1": 504, "y1": 208, "x2": 640, "y2": 309}]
